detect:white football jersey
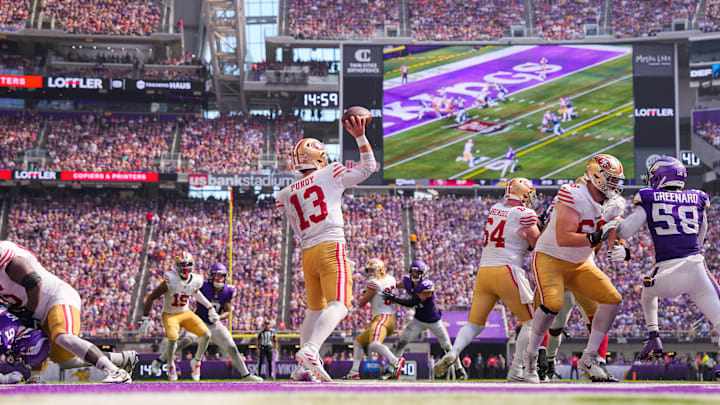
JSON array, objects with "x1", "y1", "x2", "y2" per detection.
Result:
[
  {"x1": 367, "y1": 275, "x2": 396, "y2": 317},
  {"x1": 0, "y1": 240, "x2": 80, "y2": 323},
  {"x1": 536, "y1": 183, "x2": 603, "y2": 264},
  {"x1": 275, "y1": 162, "x2": 350, "y2": 249},
  {"x1": 479, "y1": 203, "x2": 537, "y2": 268},
  {"x1": 162, "y1": 271, "x2": 203, "y2": 314}
]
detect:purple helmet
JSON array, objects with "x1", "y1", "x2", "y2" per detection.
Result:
[
  {"x1": 209, "y1": 263, "x2": 228, "y2": 289},
  {"x1": 409, "y1": 260, "x2": 427, "y2": 283},
  {"x1": 12, "y1": 329, "x2": 49, "y2": 367},
  {"x1": 646, "y1": 156, "x2": 687, "y2": 190}
]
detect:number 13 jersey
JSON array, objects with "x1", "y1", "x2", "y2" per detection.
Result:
[
  {"x1": 276, "y1": 162, "x2": 365, "y2": 249},
  {"x1": 479, "y1": 203, "x2": 538, "y2": 268}
]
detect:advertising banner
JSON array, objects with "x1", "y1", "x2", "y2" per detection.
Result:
[
  {"x1": 440, "y1": 310, "x2": 506, "y2": 341},
  {"x1": 12, "y1": 170, "x2": 59, "y2": 180},
  {"x1": 188, "y1": 173, "x2": 295, "y2": 188},
  {"x1": 633, "y1": 43, "x2": 674, "y2": 77},
  {"x1": 60, "y1": 171, "x2": 159, "y2": 182},
  {"x1": 0, "y1": 75, "x2": 43, "y2": 88},
  {"x1": 0, "y1": 170, "x2": 11, "y2": 180}
]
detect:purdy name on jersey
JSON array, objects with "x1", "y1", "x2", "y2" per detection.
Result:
[
  {"x1": 480, "y1": 203, "x2": 537, "y2": 268},
  {"x1": 635, "y1": 188, "x2": 709, "y2": 262},
  {"x1": 402, "y1": 275, "x2": 442, "y2": 323},
  {"x1": 196, "y1": 281, "x2": 235, "y2": 324}
]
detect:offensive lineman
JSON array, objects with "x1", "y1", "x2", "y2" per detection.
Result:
[
  {"x1": 433, "y1": 178, "x2": 540, "y2": 382},
  {"x1": 382, "y1": 260, "x2": 466, "y2": 379},
  {"x1": 149, "y1": 263, "x2": 262, "y2": 381},
  {"x1": 614, "y1": 157, "x2": 720, "y2": 359},
  {"x1": 523, "y1": 154, "x2": 625, "y2": 383},
  {"x1": 345, "y1": 258, "x2": 405, "y2": 380},
  {"x1": 0, "y1": 240, "x2": 132, "y2": 383},
  {"x1": 140, "y1": 252, "x2": 219, "y2": 381},
  {"x1": 275, "y1": 114, "x2": 376, "y2": 382}
]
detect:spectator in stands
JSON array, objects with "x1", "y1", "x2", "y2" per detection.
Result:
[{"x1": 42, "y1": 0, "x2": 161, "y2": 36}]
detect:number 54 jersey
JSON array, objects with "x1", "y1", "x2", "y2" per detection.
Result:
[
  {"x1": 479, "y1": 203, "x2": 538, "y2": 268},
  {"x1": 635, "y1": 188, "x2": 709, "y2": 262}
]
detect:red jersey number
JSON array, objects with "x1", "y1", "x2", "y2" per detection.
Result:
[
  {"x1": 483, "y1": 218, "x2": 506, "y2": 248},
  {"x1": 289, "y1": 185, "x2": 329, "y2": 231},
  {"x1": 0, "y1": 284, "x2": 22, "y2": 306},
  {"x1": 172, "y1": 293, "x2": 190, "y2": 307}
]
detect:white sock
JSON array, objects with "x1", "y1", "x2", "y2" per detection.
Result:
[
  {"x1": 158, "y1": 335, "x2": 195, "y2": 363},
  {"x1": 229, "y1": 350, "x2": 250, "y2": 375},
  {"x1": 96, "y1": 357, "x2": 116, "y2": 373},
  {"x1": 55, "y1": 334, "x2": 118, "y2": 373},
  {"x1": 641, "y1": 289, "x2": 660, "y2": 333},
  {"x1": 305, "y1": 301, "x2": 348, "y2": 353},
  {"x1": 107, "y1": 352, "x2": 124, "y2": 366},
  {"x1": 350, "y1": 340, "x2": 363, "y2": 373},
  {"x1": 452, "y1": 323, "x2": 484, "y2": 354},
  {"x1": 58, "y1": 358, "x2": 89, "y2": 369},
  {"x1": 166, "y1": 340, "x2": 178, "y2": 369},
  {"x1": 513, "y1": 322, "x2": 531, "y2": 367},
  {"x1": 586, "y1": 303, "x2": 619, "y2": 353},
  {"x1": 546, "y1": 332, "x2": 562, "y2": 359},
  {"x1": 300, "y1": 310, "x2": 322, "y2": 348},
  {"x1": 369, "y1": 341, "x2": 398, "y2": 366},
  {"x1": 528, "y1": 308, "x2": 556, "y2": 355},
  {"x1": 194, "y1": 333, "x2": 210, "y2": 361}
]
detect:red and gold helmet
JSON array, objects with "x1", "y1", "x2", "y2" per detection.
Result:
[
  {"x1": 174, "y1": 251, "x2": 194, "y2": 280},
  {"x1": 504, "y1": 177, "x2": 537, "y2": 209},
  {"x1": 291, "y1": 138, "x2": 328, "y2": 172},
  {"x1": 364, "y1": 258, "x2": 386, "y2": 280},
  {"x1": 585, "y1": 154, "x2": 624, "y2": 199}
]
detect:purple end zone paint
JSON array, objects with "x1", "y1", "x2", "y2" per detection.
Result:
[{"x1": 383, "y1": 45, "x2": 628, "y2": 135}]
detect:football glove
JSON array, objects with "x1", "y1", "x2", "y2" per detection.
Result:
[
  {"x1": 7, "y1": 305, "x2": 34, "y2": 321},
  {"x1": 601, "y1": 195, "x2": 626, "y2": 222},
  {"x1": 382, "y1": 290, "x2": 421, "y2": 308},
  {"x1": 138, "y1": 316, "x2": 151, "y2": 336},
  {"x1": 586, "y1": 220, "x2": 619, "y2": 245},
  {"x1": 608, "y1": 244, "x2": 631, "y2": 262},
  {"x1": 208, "y1": 308, "x2": 220, "y2": 324}
]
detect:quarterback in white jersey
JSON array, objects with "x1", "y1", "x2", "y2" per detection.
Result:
[
  {"x1": 524, "y1": 154, "x2": 624, "y2": 383},
  {"x1": 140, "y1": 252, "x2": 219, "y2": 381},
  {"x1": 276, "y1": 113, "x2": 376, "y2": 382},
  {"x1": 455, "y1": 139, "x2": 475, "y2": 167},
  {"x1": 346, "y1": 259, "x2": 405, "y2": 380},
  {"x1": 0, "y1": 240, "x2": 132, "y2": 383},
  {"x1": 434, "y1": 178, "x2": 540, "y2": 381}
]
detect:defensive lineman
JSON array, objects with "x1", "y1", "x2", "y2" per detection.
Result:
[
  {"x1": 345, "y1": 258, "x2": 405, "y2": 380},
  {"x1": 434, "y1": 178, "x2": 540, "y2": 381},
  {"x1": 276, "y1": 114, "x2": 376, "y2": 382},
  {"x1": 149, "y1": 262, "x2": 262, "y2": 381}
]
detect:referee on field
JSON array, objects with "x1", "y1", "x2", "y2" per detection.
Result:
[{"x1": 257, "y1": 321, "x2": 277, "y2": 380}]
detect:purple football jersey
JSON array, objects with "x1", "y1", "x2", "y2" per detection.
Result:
[
  {"x1": 636, "y1": 188, "x2": 709, "y2": 262},
  {"x1": 195, "y1": 281, "x2": 236, "y2": 324},
  {"x1": 402, "y1": 275, "x2": 442, "y2": 323},
  {"x1": 0, "y1": 309, "x2": 28, "y2": 354}
]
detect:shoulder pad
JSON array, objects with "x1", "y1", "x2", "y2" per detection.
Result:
[
  {"x1": 330, "y1": 162, "x2": 348, "y2": 179},
  {"x1": 227, "y1": 285, "x2": 237, "y2": 295},
  {"x1": 420, "y1": 279, "x2": 434, "y2": 291},
  {"x1": 633, "y1": 191, "x2": 643, "y2": 205},
  {"x1": 367, "y1": 280, "x2": 380, "y2": 290}
]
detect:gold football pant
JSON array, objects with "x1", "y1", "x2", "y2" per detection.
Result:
[
  {"x1": 355, "y1": 314, "x2": 396, "y2": 345},
  {"x1": 301, "y1": 241, "x2": 352, "y2": 310},
  {"x1": 532, "y1": 252, "x2": 621, "y2": 313},
  {"x1": 43, "y1": 304, "x2": 82, "y2": 363},
  {"x1": 469, "y1": 265, "x2": 534, "y2": 325},
  {"x1": 162, "y1": 311, "x2": 210, "y2": 341}
]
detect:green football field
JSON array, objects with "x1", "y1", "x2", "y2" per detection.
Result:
[{"x1": 383, "y1": 51, "x2": 634, "y2": 181}]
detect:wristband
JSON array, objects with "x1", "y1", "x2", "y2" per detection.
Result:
[{"x1": 355, "y1": 135, "x2": 369, "y2": 147}]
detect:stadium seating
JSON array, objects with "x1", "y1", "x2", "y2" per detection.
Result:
[
  {"x1": 409, "y1": 0, "x2": 524, "y2": 40},
  {"x1": 41, "y1": 0, "x2": 161, "y2": 36},
  {"x1": 611, "y1": 0, "x2": 695, "y2": 37},
  {"x1": 0, "y1": 0, "x2": 29, "y2": 32},
  {"x1": 0, "y1": 113, "x2": 40, "y2": 170},
  {"x1": 534, "y1": 0, "x2": 601, "y2": 40},
  {"x1": 288, "y1": 0, "x2": 399, "y2": 40}
]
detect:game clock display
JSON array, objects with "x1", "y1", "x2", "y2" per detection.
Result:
[{"x1": 298, "y1": 92, "x2": 339, "y2": 107}]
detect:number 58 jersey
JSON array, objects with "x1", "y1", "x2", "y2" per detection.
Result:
[
  {"x1": 276, "y1": 162, "x2": 349, "y2": 249},
  {"x1": 635, "y1": 188, "x2": 709, "y2": 262},
  {"x1": 479, "y1": 203, "x2": 538, "y2": 268}
]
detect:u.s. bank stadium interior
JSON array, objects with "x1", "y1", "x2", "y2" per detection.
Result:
[{"x1": 7, "y1": 0, "x2": 720, "y2": 402}]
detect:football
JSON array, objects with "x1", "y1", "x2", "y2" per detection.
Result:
[{"x1": 342, "y1": 106, "x2": 372, "y2": 126}]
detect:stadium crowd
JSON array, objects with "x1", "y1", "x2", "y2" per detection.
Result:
[
  {"x1": 611, "y1": 0, "x2": 695, "y2": 37},
  {"x1": 0, "y1": 113, "x2": 40, "y2": 170},
  {"x1": 288, "y1": 0, "x2": 399, "y2": 40},
  {"x1": 5, "y1": 193, "x2": 152, "y2": 337},
  {"x1": 695, "y1": 120, "x2": 720, "y2": 148},
  {"x1": 41, "y1": 0, "x2": 161, "y2": 36},
  {"x1": 534, "y1": 0, "x2": 600, "y2": 40},
  {"x1": 0, "y1": 0, "x2": 28, "y2": 32},
  {"x1": 409, "y1": 0, "x2": 524, "y2": 40}
]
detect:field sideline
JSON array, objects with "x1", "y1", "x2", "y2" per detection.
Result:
[
  {"x1": 383, "y1": 46, "x2": 634, "y2": 181},
  {"x1": 3, "y1": 381, "x2": 720, "y2": 405}
]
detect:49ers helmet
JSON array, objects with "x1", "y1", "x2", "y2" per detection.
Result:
[
  {"x1": 174, "y1": 251, "x2": 194, "y2": 280},
  {"x1": 291, "y1": 138, "x2": 328, "y2": 172},
  {"x1": 505, "y1": 177, "x2": 537, "y2": 209},
  {"x1": 585, "y1": 154, "x2": 625, "y2": 199},
  {"x1": 364, "y1": 258, "x2": 386, "y2": 280}
]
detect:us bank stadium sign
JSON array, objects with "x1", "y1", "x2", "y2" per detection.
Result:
[{"x1": 189, "y1": 173, "x2": 295, "y2": 188}]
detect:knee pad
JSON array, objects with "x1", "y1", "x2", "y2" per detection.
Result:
[
  {"x1": 549, "y1": 328, "x2": 564, "y2": 337},
  {"x1": 539, "y1": 305, "x2": 559, "y2": 316}
]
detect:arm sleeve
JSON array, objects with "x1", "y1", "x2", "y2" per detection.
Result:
[
  {"x1": 338, "y1": 151, "x2": 377, "y2": 188},
  {"x1": 699, "y1": 214, "x2": 708, "y2": 246},
  {"x1": 616, "y1": 207, "x2": 648, "y2": 240},
  {"x1": 193, "y1": 290, "x2": 213, "y2": 309}
]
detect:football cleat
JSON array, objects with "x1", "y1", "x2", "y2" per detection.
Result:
[
  {"x1": 637, "y1": 331, "x2": 663, "y2": 360},
  {"x1": 241, "y1": 373, "x2": 263, "y2": 382},
  {"x1": 150, "y1": 359, "x2": 162, "y2": 375},
  {"x1": 593, "y1": 359, "x2": 620, "y2": 382},
  {"x1": 522, "y1": 351, "x2": 540, "y2": 384},
  {"x1": 343, "y1": 370, "x2": 360, "y2": 380},
  {"x1": 546, "y1": 358, "x2": 558, "y2": 381},
  {"x1": 537, "y1": 348, "x2": 549, "y2": 382},
  {"x1": 455, "y1": 365, "x2": 468, "y2": 380},
  {"x1": 379, "y1": 370, "x2": 394, "y2": 380},
  {"x1": 122, "y1": 351, "x2": 139, "y2": 377},
  {"x1": 433, "y1": 350, "x2": 457, "y2": 378},
  {"x1": 393, "y1": 357, "x2": 406, "y2": 380},
  {"x1": 290, "y1": 365, "x2": 317, "y2": 382},
  {"x1": 190, "y1": 358, "x2": 201, "y2": 381},
  {"x1": 168, "y1": 363, "x2": 178, "y2": 381},
  {"x1": 507, "y1": 364, "x2": 524, "y2": 382},
  {"x1": 102, "y1": 368, "x2": 131, "y2": 383},
  {"x1": 296, "y1": 347, "x2": 332, "y2": 382},
  {"x1": 579, "y1": 351, "x2": 608, "y2": 381}
]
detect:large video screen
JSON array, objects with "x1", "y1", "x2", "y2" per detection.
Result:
[{"x1": 382, "y1": 45, "x2": 634, "y2": 183}]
